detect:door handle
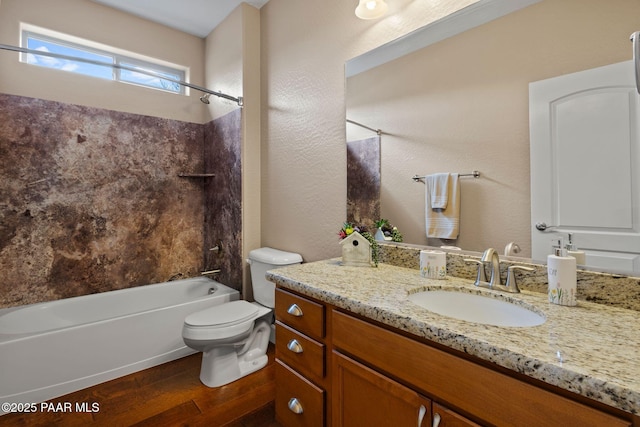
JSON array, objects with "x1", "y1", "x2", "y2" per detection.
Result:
[
  {"x1": 631, "y1": 32, "x2": 640, "y2": 94},
  {"x1": 535, "y1": 222, "x2": 557, "y2": 231}
]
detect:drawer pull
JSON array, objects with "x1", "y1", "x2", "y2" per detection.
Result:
[
  {"x1": 288, "y1": 397, "x2": 304, "y2": 414},
  {"x1": 287, "y1": 303, "x2": 304, "y2": 317},
  {"x1": 287, "y1": 339, "x2": 304, "y2": 353},
  {"x1": 432, "y1": 413, "x2": 441, "y2": 427},
  {"x1": 418, "y1": 404, "x2": 427, "y2": 426}
]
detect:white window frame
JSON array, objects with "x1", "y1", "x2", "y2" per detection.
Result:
[{"x1": 20, "y1": 24, "x2": 188, "y2": 96}]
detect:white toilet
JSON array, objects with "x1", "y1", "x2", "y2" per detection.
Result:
[{"x1": 182, "y1": 247, "x2": 302, "y2": 387}]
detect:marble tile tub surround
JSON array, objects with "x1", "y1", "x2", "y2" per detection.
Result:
[
  {"x1": 378, "y1": 242, "x2": 640, "y2": 312},
  {"x1": 0, "y1": 94, "x2": 242, "y2": 309},
  {"x1": 203, "y1": 108, "x2": 242, "y2": 289},
  {"x1": 346, "y1": 136, "x2": 380, "y2": 226},
  {"x1": 266, "y1": 259, "x2": 640, "y2": 415}
]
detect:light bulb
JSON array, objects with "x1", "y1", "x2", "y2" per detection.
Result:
[{"x1": 355, "y1": 0, "x2": 388, "y2": 20}]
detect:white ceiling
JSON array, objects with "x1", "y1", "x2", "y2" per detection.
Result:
[{"x1": 91, "y1": 0, "x2": 270, "y2": 38}]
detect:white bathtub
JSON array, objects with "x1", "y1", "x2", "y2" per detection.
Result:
[{"x1": 0, "y1": 277, "x2": 239, "y2": 413}]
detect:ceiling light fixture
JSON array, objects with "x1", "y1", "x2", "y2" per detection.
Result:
[{"x1": 355, "y1": 0, "x2": 388, "y2": 20}]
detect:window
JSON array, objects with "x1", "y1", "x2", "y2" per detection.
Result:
[{"x1": 21, "y1": 26, "x2": 187, "y2": 95}]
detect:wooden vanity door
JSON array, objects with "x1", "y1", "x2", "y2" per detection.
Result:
[{"x1": 332, "y1": 351, "x2": 431, "y2": 426}]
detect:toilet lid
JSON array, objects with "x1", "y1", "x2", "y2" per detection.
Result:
[{"x1": 184, "y1": 300, "x2": 259, "y2": 328}]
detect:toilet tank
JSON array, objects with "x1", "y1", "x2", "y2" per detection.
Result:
[{"x1": 247, "y1": 247, "x2": 302, "y2": 308}]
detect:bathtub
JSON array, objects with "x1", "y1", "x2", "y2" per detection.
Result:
[{"x1": 0, "y1": 277, "x2": 239, "y2": 414}]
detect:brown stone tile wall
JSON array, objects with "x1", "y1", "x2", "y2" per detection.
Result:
[
  {"x1": 0, "y1": 94, "x2": 220, "y2": 308},
  {"x1": 346, "y1": 136, "x2": 380, "y2": 228},
  {"x1": 203, "y1": 109, "x2": 242, "y2": 290}
]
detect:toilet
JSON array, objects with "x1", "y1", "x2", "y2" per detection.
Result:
[{"x1": 182, "y1": 247, "x2": 302, "y2": 387}]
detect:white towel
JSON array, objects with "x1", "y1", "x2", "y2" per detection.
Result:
[
  {"x1": 425, "y1": 173, "x2": 460, "y2": 239},
  {"x1": 427, "y1": 173, "x2": 450, "y2": 209}
]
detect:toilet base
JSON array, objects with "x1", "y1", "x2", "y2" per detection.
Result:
[
  {"x1": 198, "y1": 319, "x2": 271, "y2": 387},
  {"x1": 199, "y1": 352, "x2": 269, "y2": 387}
]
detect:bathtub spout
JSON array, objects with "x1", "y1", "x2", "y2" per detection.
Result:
[{"x1": 168, "y1": 273, "x2": 184, "y2": 281}]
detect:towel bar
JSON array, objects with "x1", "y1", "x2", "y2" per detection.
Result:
[{"x1": 412, "y1": 171, "x2": 480, "y2": 182}]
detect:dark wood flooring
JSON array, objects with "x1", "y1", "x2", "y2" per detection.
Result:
[{"x1": 1, "y1": 344, "x2": 281, "y2": 427}]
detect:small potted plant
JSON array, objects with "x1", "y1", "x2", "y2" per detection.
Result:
[{"x1": 374, "y1": 219, "x2": 403, "y2": 242}]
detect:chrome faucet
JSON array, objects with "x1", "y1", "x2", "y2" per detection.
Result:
[
  {"x1": 465, "y1": 248, "x2": 534, "y2": 293},
  {"x1": 481, "y1": 248, "x2": 502, "y2": 288},
  {"x1": 466, "y1": 248, "x2": 526, "y2": 293}
]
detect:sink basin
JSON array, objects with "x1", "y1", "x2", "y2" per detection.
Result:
[{"x1": 407, "y1": 290, "x2": 545, "y2": 327}]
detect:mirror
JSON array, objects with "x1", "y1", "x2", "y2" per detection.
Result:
[{"x1": 346, "y1": 0, "x2": 640, "y2": 273}]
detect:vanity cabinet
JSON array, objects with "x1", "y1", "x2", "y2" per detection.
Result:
[
  {"x1": 274, "y1": 286, "x2": 633, "y2": 427},
  {"x1": 332, "y1": 309, "x2": 631, "y2": 427},
  {"x1": 332, "y1": 340, "x2": 479, "y2": 427},
  {"x1": 333, "y1": 351, "x2": 432, "y2": 426},
  {"x1": 274, "y1": 288, "x2": 329, "y2": 427}
]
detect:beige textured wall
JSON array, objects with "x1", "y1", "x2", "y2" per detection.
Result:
[
  {"x1": 239, "y1": 6, "x2": 262, "y2": 297},
  {"x1": 260, "y1": 0, "x2": 479, "y2": 262},
  {"x1": 205, "y1": 4, "x2": 262, "y2": 296},
  {"x1": 204, "y1": 5, "x2": 244, "y2": 121},
  {"x1": 0, "y1": 0, "x2": 206, "y2": 123},
  {"x1": 347, "y1": 0, "x2": 640, "y2": 256},
  {"x1": 261, "y1": 0, "x2": 640, "y2": 261}
]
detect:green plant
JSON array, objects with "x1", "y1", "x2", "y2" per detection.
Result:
[
  {"x1": 391, "y1": 227, "x2": 403, "y2": 242},
  {"x1": 361, "y1": 231, "x2": 379, "y2": 267},
  {"x1": 374, "y1": 218, "x2": 389, "y2": 229}
]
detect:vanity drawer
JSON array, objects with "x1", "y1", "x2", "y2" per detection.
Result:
[
  {"x1": 275, "y1": 360, "x2": 324, "y2": 427},
  {"x1": 275, "y1": 288, "x2": 325, "y2": 340},
  {"x1": 276, "y1": 321, "x2": 325, "y2": 382}
]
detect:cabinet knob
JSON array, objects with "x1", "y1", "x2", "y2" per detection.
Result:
[
  {"x1": 288, "y1": 397, "x2": 304, "y2": 414},
  {"x1": 287, "y1": 303, "x2": 303, "y2": 317},
  {"x1": 287, "y1": 339, "x2": 304, "y2": 353}
]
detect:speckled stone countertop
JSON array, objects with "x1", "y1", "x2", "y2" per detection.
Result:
[{"x1": 266, "y1": 259, "x2": 640, "y2": 416}]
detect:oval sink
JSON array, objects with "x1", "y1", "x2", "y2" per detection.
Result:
[{"x1": 407, "y1": 290, "x2": 545, "y2": 327}]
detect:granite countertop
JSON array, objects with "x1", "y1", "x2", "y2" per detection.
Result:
[{"x1": 266, "y1": 259, "x2": 640, "y2": 416}]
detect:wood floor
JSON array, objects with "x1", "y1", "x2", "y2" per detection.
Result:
[{"x1": 1, "y1": 345, "x2": 282, "y2": 427}]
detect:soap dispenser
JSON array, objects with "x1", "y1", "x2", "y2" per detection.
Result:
[
  {"x1": 565, "y1": 234, "x2": 586, "y2": 265},
  {"x1": 547, "y1": 239, "x2": 577, "y2": 306}
]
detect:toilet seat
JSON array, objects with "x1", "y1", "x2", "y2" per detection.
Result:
[
  {"x1": 183, "y1": 300, "x2": 270, "y2": 341},
  {"x1": 185, "y1": 300, "x2": 259, "y2": 327}
]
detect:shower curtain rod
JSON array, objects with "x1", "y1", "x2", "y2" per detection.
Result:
[
  {"x1": 346, "y1": 119, "x2": 382, "y2": 135},
  {"x1": 0, "y1": 43, "x2": 243, "y2": 107}
]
